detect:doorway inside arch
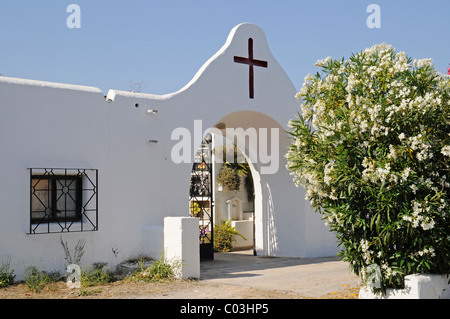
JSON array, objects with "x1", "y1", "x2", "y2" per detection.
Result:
[{"x1": 189, "y1": 133, "x2": 256, "y2": 261}]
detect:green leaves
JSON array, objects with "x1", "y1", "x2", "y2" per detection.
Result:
[
  {"x1": 286, "y1": 43, "x2": 450, "y2": 293},
  {"x1": 213, "y1": 220, "x2": 247, "y2": 252},
  {"x1": 217, "y1": 165, "x2": 241, "y2": 191}
]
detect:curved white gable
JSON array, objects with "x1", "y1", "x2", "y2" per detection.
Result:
[{"x1": 107, "y1": 23, "x2": 298, "y2": 131}]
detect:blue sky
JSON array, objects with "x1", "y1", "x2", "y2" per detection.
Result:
[{"x1": 0, "y1": 1, "x2": 449, "y2": 95}]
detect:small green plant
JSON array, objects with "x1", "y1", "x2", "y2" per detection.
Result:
[
  {"x1": 24, "y1": 266, "x2": 54, "y2": 293},
  {"x1": 81, "y1": 262, "x2": 113, "y2": 288},
  {"x1": 147, "y1": 257, "x2": 178, "y2": 281},
  {"x1": 0, "y1": 257, "x2": 15, "y2": 288},
  {"x1": 60, "y1": 236, "x2": 86, "y2": 266},
  {"x1": 214, "y1": 220, "x2": 247, "y2": 252},
  {"x1": 44, "y1": 270, "x2": 64, "y2": 291},
  {"x1": 128, "y1": 255, "x2": 180, "y2": 282},
  {"x1": 217, "y1": 165, "x2": 241, "y2": 191},
  {"x1": 78, "y1": 287, "x2": 102, "y2": 296}
]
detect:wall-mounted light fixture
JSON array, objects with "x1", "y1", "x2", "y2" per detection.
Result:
[{"x1": 147, "y1": 109, "x2": 158, "y2": 114}]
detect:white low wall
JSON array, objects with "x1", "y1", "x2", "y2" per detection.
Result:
[
  {"x1": 231, "y1": 220, "x2": 254, "y2": 249},
  {"x1": 163, "y1": 217, "x2": 200, "y2": 280},
  {"x1": 359, "y1": 274, "x2": 450, "y2": 299}
]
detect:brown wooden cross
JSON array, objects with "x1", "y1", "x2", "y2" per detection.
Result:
[{"x1": 234, "y1": 38, "x2": 268, "y2": 99}]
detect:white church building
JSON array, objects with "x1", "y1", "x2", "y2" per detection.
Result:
[{"x1": 0, "y1": 23, "x2": 338, "y2": 279}]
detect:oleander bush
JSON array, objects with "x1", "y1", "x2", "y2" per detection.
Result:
[{"x1": 286, "y1": 43, "x2": 450, "y2": 293}]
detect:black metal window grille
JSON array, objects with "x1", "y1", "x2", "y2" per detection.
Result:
[{"x1": 29, "y1": 168, "x2": 98, "y2": 234}]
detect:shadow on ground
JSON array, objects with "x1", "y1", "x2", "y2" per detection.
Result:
[
  {"x1": 199, "y1": 251, "x2": 361, "y2": 298},
  {"x1": 201, "y1": 251, "x2": 339, "y2": 280}
]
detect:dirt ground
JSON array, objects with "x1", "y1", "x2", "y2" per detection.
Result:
[
  {"x1": 0, "y1": 278, "x2": 360, "y2": 300},
  {"x1": 0, "y1": 251, "x2": 361, "y2": 300}
]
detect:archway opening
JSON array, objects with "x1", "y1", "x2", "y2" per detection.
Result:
[
  {"x1": 189, "y1": 111, "x2": 285, "y2": 261},
  {"x1": 189, "y1": 133, "x2": 256, "y2": 260},
  {"x1": 212, "y1": 134, "x2": 256, "y2": 256}
]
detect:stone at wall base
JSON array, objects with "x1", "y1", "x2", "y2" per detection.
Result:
[{"x1": 359, "y1": 274, "x2": 450, "y2": 299}]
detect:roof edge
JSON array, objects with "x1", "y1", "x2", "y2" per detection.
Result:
[{"x1": 0, "y1": 76, "x2": 104, "y2": 94}]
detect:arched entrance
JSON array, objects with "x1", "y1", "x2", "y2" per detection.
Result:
[
  {"x1": 189, "y1": 131, "x2": 257, "y2": 260},
  {"x1": 189, "y1": 111, "x2": 286, "y2": 260}
]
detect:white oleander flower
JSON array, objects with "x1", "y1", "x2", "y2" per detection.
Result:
[
  {"x1": 323, "y1": 161, "x2": 335, "y2": 186},
  {"x1": 287, "y1": 119, "x2": 296, "y2": 129},
  {"x1": 387, "y1": 145, "x2": 397, "y2": 160},
  {"x1": 421, "y1": 219, "x2": 435, "y2": 231},
  {"x1": 441, "y1": 145, "x2": 450, "y2": 157},
  {"x1": 304, "y1": 73, "x2": 314, "y2": 82},
  {"x1": 401, "y1": 167, "x2": 411, "y2": 182},
  {"x1": 315, "y1": 56, "x2": 332, "y2": 67},
  {"x1": 413, "y1": 58, "x2": 433, "y2": 68}
]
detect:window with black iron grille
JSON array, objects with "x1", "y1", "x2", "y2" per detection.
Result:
[{"x1": 29, "y1": 168, "x2": 98, "y2": 234}]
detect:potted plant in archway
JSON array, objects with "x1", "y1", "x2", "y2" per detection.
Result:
[
  {"x1": 213, "y1": 220, "x2": 247, "y2": 252},
  {"x1": 286, "y1": 44, "x2": 450, "y2": 296},
  {"x1": 217, "y1": 165, "x2": 241, "y2": 191},
  {"x1": 214, "y1": 143, "x2": 255, "y2": 200}
]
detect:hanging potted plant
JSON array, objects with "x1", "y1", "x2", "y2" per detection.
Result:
[
  {"x1": 286, "y1": 44, "x2": 450, "y2": 296},
  {"x1": 217, "y1": 165, "x2": 241, "y2": 191}
]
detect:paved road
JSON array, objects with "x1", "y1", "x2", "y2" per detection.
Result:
[{"x1": 200, "y1": 251, "x2": 361, "y2": 298}]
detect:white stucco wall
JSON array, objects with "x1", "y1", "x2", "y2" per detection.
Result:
[{"x1": 0, "y1": 23, "x2": 337, "y2": 280}]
